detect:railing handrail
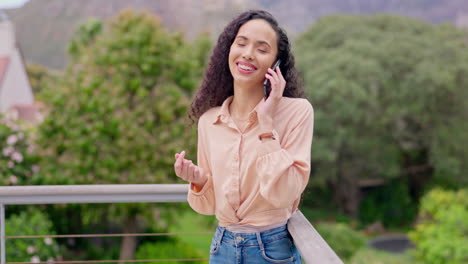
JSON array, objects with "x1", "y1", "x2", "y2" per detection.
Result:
[
  {"x1": 0, "y1": 184, "x2": 188, "y2": 205},
  {"x1": 0, "y1": 184, "x2": 188, "y2": 196},
  {"x1": 0, "y1": 184, "x2": 344, "y2": 264}
]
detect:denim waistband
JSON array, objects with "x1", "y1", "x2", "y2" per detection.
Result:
[{"x1": 213, "y1": 224, "x2": 290, "y2": 246}]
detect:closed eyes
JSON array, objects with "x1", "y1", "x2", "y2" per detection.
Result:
[{"x1": 236, "y1": 43, "x2": 268, "y2": 53}]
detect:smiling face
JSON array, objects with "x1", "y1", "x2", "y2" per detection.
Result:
[{"x1": 228, "y1": 19, "x2": 278, "y2": 90}]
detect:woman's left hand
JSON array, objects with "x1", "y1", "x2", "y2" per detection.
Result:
[{"x1": 257, "y1": 66, "x2": 286, "y2": 120}]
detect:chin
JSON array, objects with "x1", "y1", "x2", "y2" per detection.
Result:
[{"x1": 234, "y1": 76, "x2": 262, "y2": 87}]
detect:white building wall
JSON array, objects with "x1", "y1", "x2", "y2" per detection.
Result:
[
  {"x1": 0, "y1": 20, "x2": 14, "y2": 56},
  {"x1": 0, "y1": 18, "x2": 34, "y2": 112},
  {"x1": 0, "y1": 47, "x2": 34, "y2": 112}
]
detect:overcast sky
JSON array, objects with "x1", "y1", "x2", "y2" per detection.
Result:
[{"x1": 0, "y1": 0, "x2": 30, "y2": 9}]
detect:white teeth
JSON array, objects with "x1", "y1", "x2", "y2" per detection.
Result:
[{"x1": 238, "y1": 64, "x2": 254, "y2": 71}]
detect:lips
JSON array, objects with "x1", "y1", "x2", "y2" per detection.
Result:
[{"x1": 236, "y1": 61, "x2": 257, "y2": 74}]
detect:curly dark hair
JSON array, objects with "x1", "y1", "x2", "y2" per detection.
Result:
[{"x1": 189, "y1": 10, "x2": 304, "y2": 123}]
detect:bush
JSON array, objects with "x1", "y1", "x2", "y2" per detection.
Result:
[
  {"x1": 0, "y1": 114, "x2": 39, "y2": 186},
  {"x1": 359, "y1": 179, "x2": 418, "y2": 228},
  {"x1": 135, "y1": 239, "x2": 205, "y2": 264},
  {"x1": 315, "y1": 222, "x2": 367, "y2": 260},
  {"x1": 5, "y1": 208, "x2": 61, "y2": 262},
  {"x1": 409, "y1": 188, "x2": 468, "y2": 264}
]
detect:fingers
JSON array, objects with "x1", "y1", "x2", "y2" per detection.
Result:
[
  {"x1": 182, "y1": 159, "x2": 191, "y2": 181},
  {"x1": 194, "y1": 166, "x2": 200, "y2": 180},
  {"x1": 265, "y1": 73, "x2": 276, "y2": 95},
  {"x1": 276, "y1": 66, "x2": 286, "y2": 85},
  {"x1": 174, "y1": 151, "x2": 185, "y2": 178},
  {"x1": 174, "y1": 151, "x2": 201, "y2": 183},
  {"x1": 193, "y1": 166, "x2": 207, "y2": 186},
  {"x1": 266, "y1": 67, "x2": 285, "y2": 98},
  {"x1": 188, "y1": 162, "x2": 196, "y2": 182},
  {"x1": 267, "y1": 68, "x2": 280, "y2": 83}
]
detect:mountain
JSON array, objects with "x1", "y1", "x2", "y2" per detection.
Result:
[{"x1": 4, "y1": 0, "x2": 468, "y2": 69}]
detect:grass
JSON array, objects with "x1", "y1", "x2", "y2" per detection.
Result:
[{"x1": 350, "y1": 248, "x2": 422, "y2": 264}]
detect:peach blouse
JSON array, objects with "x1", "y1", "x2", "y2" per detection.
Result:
[{"x1": 188, "y1": 96, "x2": 314, "y2": 227}]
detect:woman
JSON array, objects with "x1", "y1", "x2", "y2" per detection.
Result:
[{"x1": 174, "y1": 10, "x2": 313, "y2": 264}]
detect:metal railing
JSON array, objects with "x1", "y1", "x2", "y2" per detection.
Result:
[{"x1": 0, "y1": 184, "x2": 344, "y2": 264}]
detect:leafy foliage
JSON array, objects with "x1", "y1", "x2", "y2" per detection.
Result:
[
  {"x1": 315, "y1": 222, "x2": 367, "y2": 260},
  {"x1": 37, "y1": 8, "x2": 209, "y2": 190},
  {"x1": 34, "y1": 9, "x2": 211, "y2": 258},
  {"x1": 409, "y1": 188, "x2": 468, "y2": 264},
  {"x1": 295, "y1": 14, "x2": 468, "y2": 216},
  {"x1": 26, "y1": 63, "x2": 57, "y2": 99},
  {"x1": 296, "y1": 14, "x2": 468, "y2": 185},
  {"x1": 68, "y1": 18, "x2": 103, "y2": 60},
  {"x1": 0, "y1": 114, "x2": 39, "y2": 186},
  {"x1": 359, "y1": 179, "x2": 418, "y2": 227},
  {"x1": 5, "y1": 208, "x2": 61, "y2": 262}
]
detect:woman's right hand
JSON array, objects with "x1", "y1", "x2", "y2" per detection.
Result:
[{"x1": 174, "y1": 151, "x2": 207, "y2": 187}]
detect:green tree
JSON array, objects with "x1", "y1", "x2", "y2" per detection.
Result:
[
  {"x1": 296, "y1": 15, "x2": 468, "y2": 217},
  {"x1": 36, "y1": 9, "x2": 210, "y2": 260},
  {"x1": 67, "y1": 18, "x2": 103, "y2": 61},
  {"x1": 26, "y1": 63, "x2": 60, "y2": 103}
]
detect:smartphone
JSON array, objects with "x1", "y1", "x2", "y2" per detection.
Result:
[{"x1": 263, "y1": 59, "x2": 281, "y2": 99}]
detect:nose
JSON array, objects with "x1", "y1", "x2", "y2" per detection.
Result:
[
  {"x1": 242, "y1": 47, "x2": 254, "y2": 60},
  {"x1": 242, "y1": 54, "x2": 253, "y2": 60}
]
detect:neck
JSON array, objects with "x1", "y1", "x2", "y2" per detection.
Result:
[{"x1": 229, "y1": 81, "x2": 264, "y2": 119}]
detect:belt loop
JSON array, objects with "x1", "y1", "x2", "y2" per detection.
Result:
[{"x1": 255, "y1": 232, "x2": 265, "y2": 251}]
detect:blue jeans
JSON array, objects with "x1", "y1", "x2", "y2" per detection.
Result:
[{"x1": 209, "y1": 224, "x2": 302, "y2": 264}]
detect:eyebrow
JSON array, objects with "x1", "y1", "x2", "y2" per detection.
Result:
[{"x1": 236, "y1": 35, "x2": 272, "y2": 48}]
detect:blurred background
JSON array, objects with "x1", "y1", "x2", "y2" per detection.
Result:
[{"x1": 1, "y1": 0, "x2": 467, "y2": 263}]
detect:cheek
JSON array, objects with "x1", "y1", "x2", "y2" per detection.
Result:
[
  {"x1": 228, "y1": 45, "x2": 240, "y2": 62},
  {"x1": 261, "y1": 58, "x2": 277, "y2": 73},
  {"x1": 228, "y1": 46, "x2": 242, "y2": 72}
]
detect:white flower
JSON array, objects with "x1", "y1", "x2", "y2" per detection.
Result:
[
  {"x1": 8, "y1": 161, "x2": 14, "y2": 168},
  {"x1": 11, "y1": 152, "x2": 23, "y2": 163},
  {"x1": 27, "y1": 246, "x2": 36, "y2": 254},
  {"x1": 27, "y1": 145, "x2": 35, "y2": 154},
  {"x1": 9, "y1": 175, "x2": 18, "y2": 185},
  {"x1": 7, "y1": 135, "x2": 18, "y2": 145},
  {"x1": 44, "y1": 237, "x2": 52, "y2": 245},
  {"x1": 32, "y1": 165, "x2": 40, "y2": 173},
  {"x1": 31, "y1": 256, "x2": 40, "y2": 263},
  {"x1": 2, "y1": 146, "x2": 14, "y2": 157}
]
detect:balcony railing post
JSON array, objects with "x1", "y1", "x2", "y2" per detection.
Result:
[
  {"x1": 288, "y1": 210, "x2": 344, "y2": 264},
  {"x1": 1, "y1": 204, "x2": 5, "y2": 264}
]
